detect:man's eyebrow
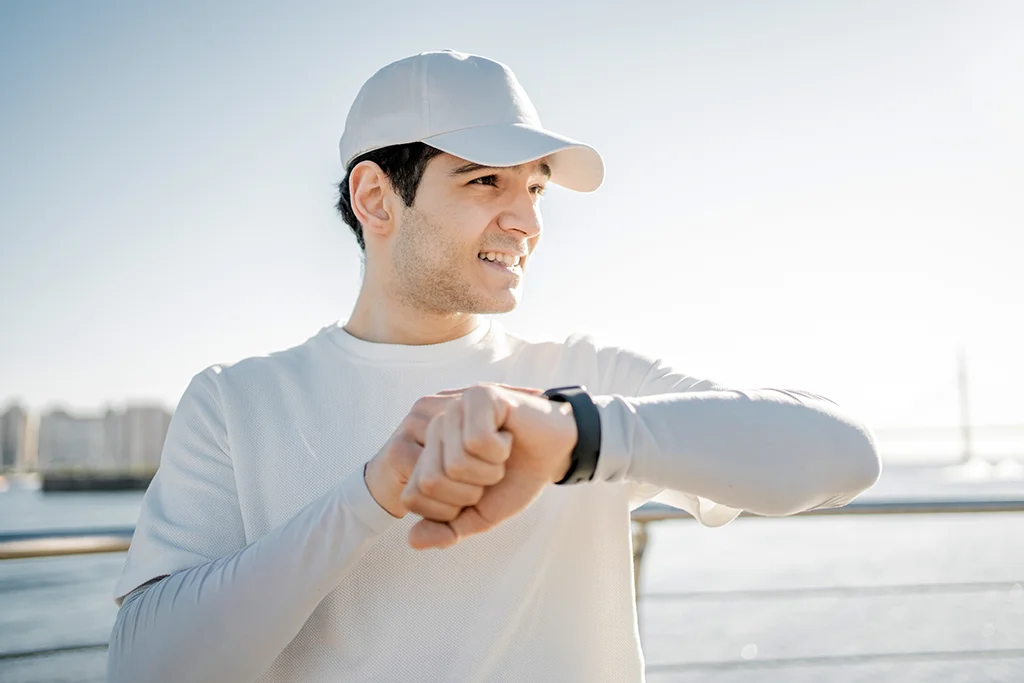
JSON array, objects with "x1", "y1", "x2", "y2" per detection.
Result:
[{"x1": 448, "y1": 161, "x2": 552, "y2": 178}]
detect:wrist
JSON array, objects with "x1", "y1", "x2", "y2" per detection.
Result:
[
  {"x1": 363, "y1": 460, "x2": 407, "y2": 518},
  {"x1": 551, "y1": 402, "x2": 576, "y2": 483}
]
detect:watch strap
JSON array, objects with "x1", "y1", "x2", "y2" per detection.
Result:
[{"x1": 541, "y1": 385, "x2": 602, "y2": 485}]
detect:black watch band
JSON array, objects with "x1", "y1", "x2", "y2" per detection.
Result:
[{"x1": 541, "y1": 385, "x2": 602, "y2": 485}]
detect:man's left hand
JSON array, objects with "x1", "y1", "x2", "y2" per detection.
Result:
[{"x1": 399, "y1": 384, "x2": 577, "y2": 550}]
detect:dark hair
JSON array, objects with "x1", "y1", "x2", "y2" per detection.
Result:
[{"x1": 335, "y1": 142, "x2": 445, "y2": 251}]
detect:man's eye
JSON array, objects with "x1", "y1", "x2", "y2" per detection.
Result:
[
  {"x1": 470, "y1": 175, "x2": 498, "y2": 186},
  {"x1": 531, "y1": 185, "x2": 547, "y2": 197}
]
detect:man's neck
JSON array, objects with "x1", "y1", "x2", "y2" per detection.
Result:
[{"x1": 344, "y1": 296, "x2": 482, "y2": 346}]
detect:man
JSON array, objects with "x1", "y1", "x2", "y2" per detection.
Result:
[{"x1": 107, "y1": 50, "x2": 880, "y2": 683}]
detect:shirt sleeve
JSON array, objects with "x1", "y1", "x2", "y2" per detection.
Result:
[
  {"x1": 593, "y1": 349, "x2": 880, "y2": 525},
  {"x1": 604, "y1": 350, "x2": 747, "y2": 525},
  {"x1": 107, "y1": 465, "x2": 400, "y2": 683},
  {"x1": 113, "y1": 366, "x2": 247, "y2": 602},
  {"x1": 107, "y1": 366, "x2": 402, "y2": 683}
]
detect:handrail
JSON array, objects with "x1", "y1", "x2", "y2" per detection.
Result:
[
  {"x1": 2, "y1": 497, "x2": 1023, "y2": 561},
  {"x1": 630, "y1": 496, "x2": 1024, "y2": 522},
  {"x1": 0, "y1": 527, "x2": 133, "y2": 560}
]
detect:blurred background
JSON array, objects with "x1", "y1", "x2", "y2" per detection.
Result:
[{"x1": 1, "y1": 1, "x2": 1022, "y2": 681}]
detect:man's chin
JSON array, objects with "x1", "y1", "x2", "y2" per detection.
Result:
[{"x1": 474, "y1": 290, "x2": 520, "y2": 315}]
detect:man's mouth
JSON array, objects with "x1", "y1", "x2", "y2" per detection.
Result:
[
  {"x1": 478, "y1": 251, "x2": 522, "y2": 268},
  {"x1": 478, "y1": 252, "x2": 524, "y2": 275}
]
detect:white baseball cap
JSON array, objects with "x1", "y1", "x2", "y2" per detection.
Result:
[{"x1": 338, "y1": 50, "x2": 605, "y2": 192}]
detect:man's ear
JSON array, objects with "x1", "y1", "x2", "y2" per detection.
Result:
[{"x1": 349, "y1": 161, "x2": 394, "y2": 239}]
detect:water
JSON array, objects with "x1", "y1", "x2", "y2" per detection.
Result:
[
  {"x1": 0, "y1": 488, "x2": 145, "y2": 534},
  {"x1": 2, "y1": 467, "x2": 1024, "y2": 682},
  {"x1": 0, "y1": 488, "x2": 142, "y2": 683}
]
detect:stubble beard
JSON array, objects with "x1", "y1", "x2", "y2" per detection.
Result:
[{"x1": 389, "y1": 208, "x2": 517, "y2": 315}]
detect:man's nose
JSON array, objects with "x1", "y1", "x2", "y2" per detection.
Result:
[{"x1": 497, "y1": 192, "x2": 543, "y2": 238}]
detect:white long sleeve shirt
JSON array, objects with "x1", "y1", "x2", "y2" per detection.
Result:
[{"x1": 107, "y1": 318, "x2": 880, "y2": 683}]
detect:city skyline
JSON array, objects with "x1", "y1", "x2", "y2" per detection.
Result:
[
  {"x1": 1, "y1": 397, "x2": 173, "y2": 416},
  {"x1": 0, "y1": 401, "x2": 171, "y2": 473}
]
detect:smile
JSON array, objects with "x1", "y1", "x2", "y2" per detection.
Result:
[
  {"x1": 478, "y1": 251, "x2": 522, "y2": 267},
  {"x1": 478, "y1": 252, "x2": 523, "y2": 275}
]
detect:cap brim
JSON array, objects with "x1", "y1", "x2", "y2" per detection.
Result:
[{"x1": 421, "y1": 123, "x2": 604, "y2": 193}]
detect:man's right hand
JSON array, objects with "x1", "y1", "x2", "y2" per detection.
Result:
[
  {"x1": 364, "y1": 384, "x2": 543, "y2": 518},
  {"x1": 364, "y1": 395, "x2": 454, "y2": 518}
]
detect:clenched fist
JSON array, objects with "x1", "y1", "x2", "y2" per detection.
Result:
[
  {"x1": 363, "y1": 384, "x2": 548, "y2": 519},
  {"x1": 400, "y1": 384, "x2": 578, "y2": 550}
]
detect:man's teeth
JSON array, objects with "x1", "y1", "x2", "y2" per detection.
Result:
[{"x1": 479, "y1": 252, "x2": 521, "y2": 267}]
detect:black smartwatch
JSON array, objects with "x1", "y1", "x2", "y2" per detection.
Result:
[{"x1": 541, "y1": 385, "x2": 602, "y2": 485}]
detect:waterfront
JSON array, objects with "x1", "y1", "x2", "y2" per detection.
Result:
[{"x1": 2, "y1": 464, "x2": 1024, "y2": 682}]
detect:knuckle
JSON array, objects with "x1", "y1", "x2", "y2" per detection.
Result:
[
  {"x1": 462, "y1": 430, "x2": 493, "y2": 455},
  {"x1": 399, "y1": 415, "x2": 428, "y2": 443},
  {"x1": 413, "y1": 396, "x2": 446, "y2": 418},
  {"x1": 444, "y1": 404, "x2": 462, "y2": 424},
  {"x1": 488, "y1": 463, "x2": 506, "y2": 484},
  {"x1": 464, "y1": 384, "x2": 493, "y2": 401},
  {"x1": 419, "y1": 476, "x2": 442, "y2": 497},
  {"x1": 445, "y1": 457, "x2": 471, "y2": 480}
]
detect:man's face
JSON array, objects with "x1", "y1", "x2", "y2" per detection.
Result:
[{"x1": 387, "y1": 153, "x2": 548, "y2": 315}]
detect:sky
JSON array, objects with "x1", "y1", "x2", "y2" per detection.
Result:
[{"x1": 1, "y1": 0, "x2": 1022, "y2": 429}]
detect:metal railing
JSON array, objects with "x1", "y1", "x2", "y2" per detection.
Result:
[
  {"x1": 4, "y1": 496, "x2": 1024, "y2": 561},
  {"x1": 628, "y1": 496, "x2": 1024, "y2": 600},
  {"x1": 0, "y1": 526, "x2": 134, "y2": 561}
]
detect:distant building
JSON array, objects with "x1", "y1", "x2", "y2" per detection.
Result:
[
  {"x1": 104, "y1": 407, "x2": 126, "y2": 469},
  {"x1": 0, "y1": 403, "x2": 29, "y2": 470},
  {"x1": 36, "y1": 404, "x2": 172, "y2": 472},
  {"x1": 119, "y1": 405, "x2": 172, "y2": 471},
  {"x1": 37, "y1": 410, "x2": 109, "y2": 471}
]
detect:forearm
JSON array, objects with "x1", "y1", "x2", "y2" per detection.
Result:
[
  {"x1": 594, "y1": 388, "x2": 881, "y2": 515},
  {"x1": 107, "y1": 468, "x2": 398, "y2": 683}
]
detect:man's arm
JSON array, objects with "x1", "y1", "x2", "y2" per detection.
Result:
[
  {"x1": 108, "y1": 469, "x2": 398, "y2": 683},
  {"x1": 398, "y1": 381, "x2": 880, "y2": 549},
  {"x1": 107, "y1": 369, "x2": 452, "y2": 683},
  {"x1": 593, "y1": 387, "x2": 881, "y2": 517}
]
